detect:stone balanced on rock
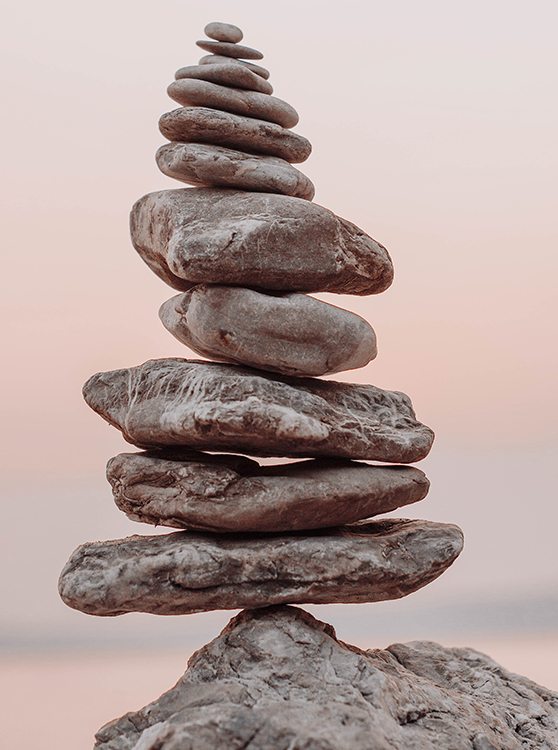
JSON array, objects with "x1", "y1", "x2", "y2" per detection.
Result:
[{"x1": 58, "y1": 22, "x2": 558, "y2": 749}]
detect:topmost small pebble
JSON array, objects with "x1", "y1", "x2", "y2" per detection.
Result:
[{"x1": 204, "y1": 22, "x2": 243, "y2": 44}]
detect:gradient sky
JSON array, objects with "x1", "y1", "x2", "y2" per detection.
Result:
[{"x1": 1, "y1": 0, "x2": 557, "y2": 642}]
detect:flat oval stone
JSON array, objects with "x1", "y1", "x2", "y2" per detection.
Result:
[
  {"x1": 174, "y1": 63, "x2": 273, "y2": 95},
  {"x1": 159, "y1": 108, "x2": 311, "y2": 163},
  {"x1": 155, "y1": 143, "x2": 315, "y2": 200},
  {"x1": 159, "y1": 286, "x2": 376, "y2": 376},
  {"x1": 107, "y1": 450, "x2": 430, "y2": 532},
  {"x1": 82, "y1": 359, "x2": 434, "y2": 462},
  {"x1": 199, "y1": 54, "x2": 270, "y2": 79},
  {"x1": 58, "y1": 519, "x2": 464, "y2": 616},
  {"x1": 196, "y1": 40, "x2": 263, "y2": 60},
  {"x1": 204, "y1": 22, "x2": 243, "y2": 43},
  {"x1": 168, "y1": 79, "x2": 299, "y2": 128}
]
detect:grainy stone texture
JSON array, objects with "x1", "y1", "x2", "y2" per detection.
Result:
[
  {"x1": 204, "y1": 22, "x2": 243, "y2": 43},
  {"x1": 94, "y1": 606, "x2": 558, "y2": 750},
  {"x1": 82, "y1": 358, "x2": 434, "y2": 462},
  {"x1": 130, "y1": 189, "x2": 393, "y2": 294},
  {"x1": 159, "y1": 286, "x2": 376, "y2": 376},
  {"x1": 159, "y1": 108, "x2": 311, "y2": 163},
  {"x1": 156, "y1": 143, "x2": 315, "y2": 200},
  {"x1": 174, "y1": 63, "x2": 273, "y2": 95},
  {"x1": 58, "y1": 518, "x2": 463, "y2": 616},
  {"x1": 107, "y1": 450, "x2": 429, "y2": 532},
  {"x1": 168, "y1": 79, "x2": 298, "y2": 128},
  {"x1": 196, "y1": 40, "x2": 263, "y2": 60},
  {"x1": 199, "y1": 54, "x2": 270, "y2": 79}
]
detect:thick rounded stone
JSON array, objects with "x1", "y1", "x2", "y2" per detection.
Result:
[
  {"x1": 168, "y1": 79, "x2": 299, "y2": 128},
  {"x1": 196, "y1": 40, "x2": 263, "y2": 60},
  {"x1": 204, "y1": 22, "x2": 243, "y2": 43},
  {"x1": 174, "y1": 63, "x2": 273, "y2": 95},
  {"x1": 159, "y1": 286, "x2": 376, "y2": 376},
  {"x1": 159, "y1": 107, "x2": 311, "y2": 163},
  {"x1": 155, "y1": 143, "x2": 315, "y2": 200},
  {"x1": 58, "y1": 518, "x2": 463, "y2": 616},
  {"x1": 130, "y1": 189, "x2": 394, "y2": 295},
  {"x1": 82, "y1": 359, "x2": 434, "y2": 462},
  {"x1": 199, "y1": 54, "x2": 270, "y2": 79},
  {"x1": 107, "y1": 450, "x2": 430, "y2": 532}
]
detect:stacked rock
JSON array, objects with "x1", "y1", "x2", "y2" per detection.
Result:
[{"x1": 59, "y1": 23, "x2": 463, "y2": 644}]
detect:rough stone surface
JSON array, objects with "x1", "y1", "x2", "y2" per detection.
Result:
[
  {"x1": 82, "y1": 358, "x2": 434, "y2": 462},
  {"x1": 174, "y1": 63, "x2": 273, "y2": 95},
  {"x1": 156, "y1": 143, "x2": 315, "y2": 200},
  {"x1": 159, "y1": 107, "x2": 311, "y2": 163},
  {"x1": 130, "y1": 189, "x2": 393, "y2": 295},
  {"x1": 204, "y1": 22, "x2": 243, "y2": 43},
  {"x1": 58, "y1": 518, "x2": 463, "y2": 616},
  {"x1": 107, "y1": 450, "x2": 430, "y2": 532},
  {"x1": 199, "y1": 54, "x2": 270, "y2": 79},
  {"x1": 94, "y1": 606, "x2": 558, "y2": 750},
  {"x1": 196, "y1": 40, "x2": 263, "y2": 60},
  {"x1": 167, "y1": 79, "x2": 299, "y2": 128},
  {"x1": 159, "y1": 286, "x2": 376, "y2": 376}
]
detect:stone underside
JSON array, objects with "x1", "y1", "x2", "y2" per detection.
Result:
[{"x1": 94, "y1": 605, "x2": 558, "y2": 750}]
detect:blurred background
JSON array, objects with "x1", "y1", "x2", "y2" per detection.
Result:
[{"x1": 1, "y1": 0, "x2": 557, "y2": 746}]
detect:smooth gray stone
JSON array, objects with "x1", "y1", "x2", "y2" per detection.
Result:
[
  {"x1": 156, "y1": 143, "x2": 315, "y2": 200},
  {"x1": 94, "y1": 606, "x2": 558, "y2": 750},
  {"x1": 168, "y1": 79, "x2": 299, "y2": 128},
  {"x1": 199, "y1": 54, "x2": 270, "y2": 79},
  {"x1": 130, "y1": 189, "x2": 394, "y2": 295},
  {"x1": 204, "y1": 22, "x2": 243, "y2": 43},
  {"x1": 58, "y1": 518, "x2": 463, "y2": 616},
  {"x1": 159, "y1": 286, "x2": 376, "y2": 376},
  {"x1": 82, "y1": 358, "x2": 434, "y2": 462},
  {"x1": 174, "y1": 63, "x2": 273, "y2": 95},
  {"x1": 107, "y1": 450, "x2": 429, "y2": 532},
  {"x1": 159, "y1": 107, "x2": 311, "y2": 163},
  {"x1": 196, "y1": 40, "x2": 263, "y2": 60}
]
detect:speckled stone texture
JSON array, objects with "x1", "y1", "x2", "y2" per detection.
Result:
[
  {"x1": 130, "y1": 189, "x2": 393, "y2": 294},
  {"x1": 174, "y1": 63, "x2": 273, "y2": 94},
  {"x1": 106, "y1": 450, "x2": 430, "y2": 532},
  {"x1": 199, "y1": 54, "x2": 270, "y2": 79},
  {"x1": 82, "y1": 358, "x2": 434, "y2": 461},
  {"x1": 159, "y1": 286, "x2": 376, "y2": 376},
  {"x1": 94, "y1": 605, "x2": 558, "y2": 750},
  {"x1": 58, "y1": 518, "x2": 463, "y2": 616}
]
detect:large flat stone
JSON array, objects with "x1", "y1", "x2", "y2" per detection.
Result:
[
  {"x1": 174, "y1": 63, "x2": 273, "y2": 95},
  {"x1": 94, "y1": 606, "x2": 558, "y2": 750},
  {"x1": 159, "y1": 286, "x2": 376, "y2": 376},
  {"x1": 196, "y1": 40, "x2": 264, "y2": 60},
  {"x1": 107, "y1": 450, "x2": 430, "y2": 532},
  {"x1": 130, "y1": 189, "x2": 393, "y2": 294},
  {"x1": 155, "y1": 143, "x2": 315, "y2": 200},
  {"x1": 58, "y1": 518, "x2": 463, "y2": 616},
  {"x1": 199, "y1": 54, "x2": 270, "y2": 79},
  {"x1": 82, "y1": 359, "x2": 434, "y2": 462}
]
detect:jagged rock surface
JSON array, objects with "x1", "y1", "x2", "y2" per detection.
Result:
[{"x1": 94, "y1": 606, "x2": 558, "y2": 750}]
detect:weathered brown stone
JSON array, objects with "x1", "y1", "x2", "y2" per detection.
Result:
[
  {"x1": 159, "y1": 286, "x2": 376, "y2": 376},
  {"x1": 94, "y1": 606, "x2": 558, "y2": 750},
  {"x1": 199, "y1": 54, "x2": 270, "y2": 79},
  {"x1": 107, "y1": 450, "x2": 429, "y2": 532},
  {"x1": 174, "y1": 63, "x2": 273, "y2": 95},
  {"x1": 155, "y1": 143, "x2": 315, "y2": 200},
  {"x1": 196, "y1": 40, "x2": 263, "y2": 60},
  {"x1": 82, "y1": 358, "x2": 434, "y2": 462},
  {"x1": 58, "y1": 518, "x2": 463, "y2": 616},
  {"x1": 204, "y1": 22, "x2": 243, "y2": 44},
  {"x1": 130, "y1": 189, "x2": 393, "y2": 295}
]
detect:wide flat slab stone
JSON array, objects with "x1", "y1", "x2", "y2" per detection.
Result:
[
  {"x1": 199, "y1": 54, "x2": 270, "y2": 79},
  {"x1": 58, "y1": 518, "x2": 463, "y2": 616},
  {"x1": 107, "y1": 450, "x2": 430, "y2": 532},
  {"x1": 83, "y1": 358, "x2": 434, "y2": 462},
  {"x1": 130, "y1": 189, "x2": 393, "y2": 294},
  {"x1": 196, "y1": 40, "x2": 264, "y2": 60},
  {"x1": 94, "y1": 606, "x2": 558, "y2": 750},
  {"x1": 159, "y1": 286, "x2": 376, "y2": 376},
  {"x1": 174, "y1": 63, "x2": 273, "y2": 95},
  {"x1": 156, "y1": 143, "x2": 315, "y2": 199}
]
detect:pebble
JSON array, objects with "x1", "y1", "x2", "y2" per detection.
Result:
[
  {"x1": 199, "y1": 54, "x2": 270, "y2": 79},
  {"x1": 196, "y1": 40, "x2": 263, "y2": 60},
  {"x1": 204, "y1": 22, "x2": 243, "y2": 43},
  {"x1": 174, "y1": 63, "x2": 273, "y2": 95}
]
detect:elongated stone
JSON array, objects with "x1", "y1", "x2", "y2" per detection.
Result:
[
  {"x1": 196, "y1": 40, "x2": 263, "y2": 60},
  {"x1": 159, "y1": 286, "x2": 376, "y2": 376},
  {"x1": 107, "y1": 450, "x2": 430, "y2": 532},
  {"x1": 82, "y1": 359, "x2": 434, "y2": 462},
  {"x1": 168, "y1": 79, "x2": 299, "y2": 128},
  {"x1": 156, "y1": 143, "x2": 315, "y2": 200},
  {"x1": 199, "y1": 54, "x2": 270, "y2": 79},
  {"x1": 130, "y1": 189, "x2": 393, "y2": 294},
  {"x1": 159, "y1": 108, "x2": 311, "y2": 163},
  {"x1": 204, "y1": 22, "x2": 243, "y2": 43},
  {"x1": 58, "y1": 518, "x2": 463, "y2": 616},
  {"x1": 174, "y1": 63, "x2": 273, "y2": 95}
]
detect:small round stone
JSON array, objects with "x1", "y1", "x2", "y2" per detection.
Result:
[
  {"x1": 199, "y1": 54, "x2": 270, "y2": 80},
  {"x1": 204, "y1": 22, "x2": 243, "y2": 43},
  {"x1": 196, "y1": 40, "x2": 263, "y2": 60}
]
